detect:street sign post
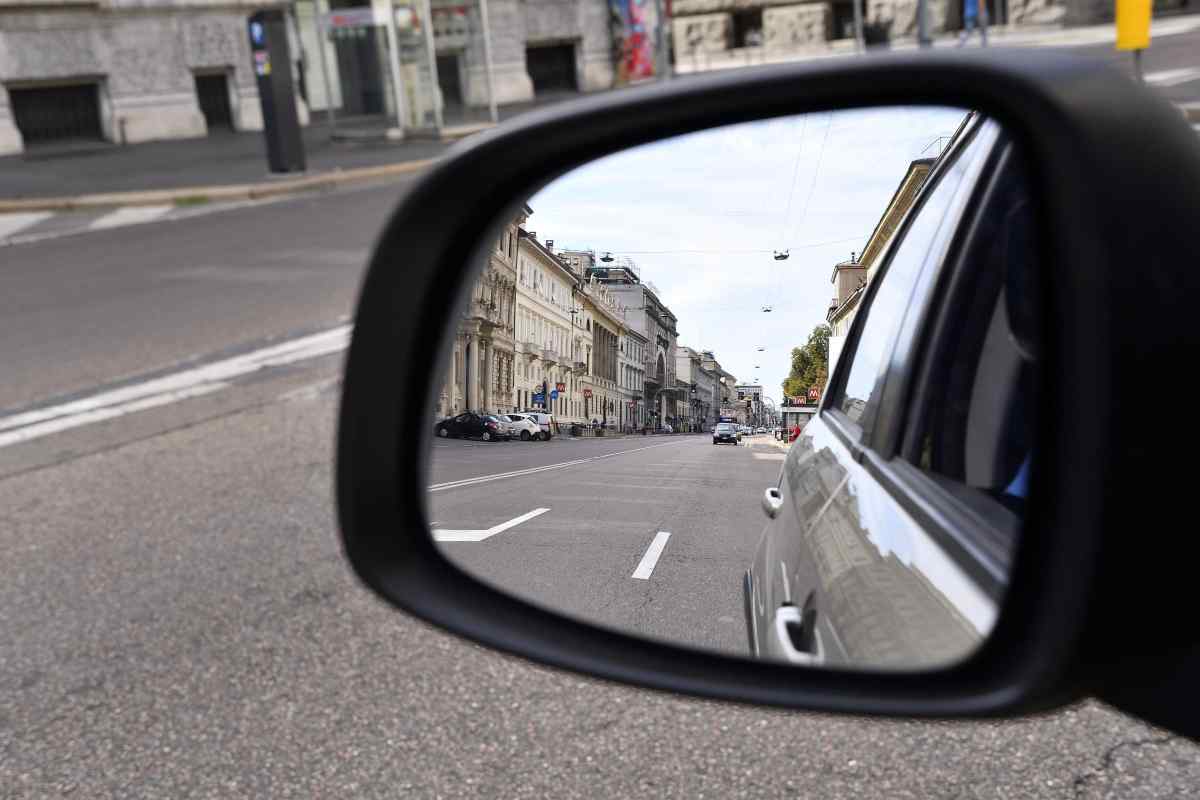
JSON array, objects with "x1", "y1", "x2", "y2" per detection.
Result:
[{"x1": 1116, "y1": 0, "x2": 1152, "y2": 81}]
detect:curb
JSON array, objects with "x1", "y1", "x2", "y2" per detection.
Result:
[{"x1": 0, "y1": 157, "x2": 439, "y2": 214}]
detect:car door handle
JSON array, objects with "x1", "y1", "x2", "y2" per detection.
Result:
[
  {"x1": 762, "y1": 487, "x2": 783, "y2": 519},
  {"x1": 773, "y1": 605, "x2": 823, "y2": 666}
]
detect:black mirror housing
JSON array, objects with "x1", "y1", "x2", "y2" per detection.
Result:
[{"x1": 337, "y1": 50, "x2": 1200, "y2": 735}]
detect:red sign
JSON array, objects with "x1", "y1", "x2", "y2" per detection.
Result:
[
  {"x1": 807, "y1": 387, "x2": 820, "y2": 402},
  {"x1": 583, "y1": 388, "x2": 593, "y2": 398},
  {"x1": 556, "y1": 382, "x2": 566, "y2": 392}
]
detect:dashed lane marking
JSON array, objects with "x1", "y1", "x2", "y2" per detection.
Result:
[
  {"x1": 432, "y1": 507, "x2": 551, "y2": 543},
  {"x1": 632, "y1": 531, "x2": 671, "y2": 580}
]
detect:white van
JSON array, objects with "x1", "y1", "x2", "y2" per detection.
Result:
[{"x1": 520, "y1": 411, "x2": 557, "y2": 441}]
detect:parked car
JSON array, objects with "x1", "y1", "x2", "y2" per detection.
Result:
[
  {"x1": 485, "y1": 414, "x2": 513, "y2": 440},
  {"x1": 713, "y1": 422, "x2": 739, "y2": 445},
  {"x1": 519, "y1": 410, "x2": 557, "y2": 440},
  {"x1": 755, "y1": 427, "x2": 767, "y2": 434},
  {"x1": 746, "y1": 114, "x2": 1033, "y2": 668},
  {"x1": 433, "y1": 411, "x2": 505, "y2": 441},
  {"x1": 503, "y1": 413, "x2": 542, "y2": 441}
]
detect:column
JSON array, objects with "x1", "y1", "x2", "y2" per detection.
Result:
[
  {"x1": 465, "y1": 335, "x2": 478, "y2": 411},
  {"x1": 482, "y1": 338, "x2": 494, "y2": 412}
]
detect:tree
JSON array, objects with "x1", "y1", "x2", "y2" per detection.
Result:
[{"x1": 782, "y1": 324, "x2": 831, "y2": 401}]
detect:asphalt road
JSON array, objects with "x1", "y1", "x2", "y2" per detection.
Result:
[
  {"x1": 429, "y1": 433, "x2": 784, "y2": 656},
  {"x1": 4, "y1": 80, "x2": 1200, "y2": 795}
]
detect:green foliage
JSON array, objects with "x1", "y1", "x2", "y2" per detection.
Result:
[{"x1": 782, "y1": 324, "x2": 831, "y2": 401}]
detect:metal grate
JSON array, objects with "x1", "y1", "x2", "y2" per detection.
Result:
[{"x1": 9, "y1": 83, "x2": 103, "y2": 144}]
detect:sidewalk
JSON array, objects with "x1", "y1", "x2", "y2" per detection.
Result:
[
  {"x1": 0, "y1": 90, "x2": 584, "y2": 211},
  {"x1": 0, "y1": 122, "x2": 450, "y2": 209}
]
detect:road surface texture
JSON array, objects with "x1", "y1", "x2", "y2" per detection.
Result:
[
  {"x1": 5, "y1": 73, "x2": 1200, "y2": 798},
  {"x1": 429, "y1": 433, "x2": 784, "y2": 656}
]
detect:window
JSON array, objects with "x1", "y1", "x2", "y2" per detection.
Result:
[
  {"x1": 834, "y1": 128, "x2": 985, "y2": 433},
  {"x1": 910, "y1": 151, "x2": 1036, "y2": 518}
]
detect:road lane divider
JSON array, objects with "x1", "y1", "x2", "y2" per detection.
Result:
[
  {"x1": 427, "y1": 440, "x2": 690, "y2": 493},
  {"x1": 632, "y1": 531, "x2": 672, "y2": 580},
  {"x1": 0, "y1": 324, "x2": 350, "y2": 449},
  {"x1": 433, "y1": 507, "x2": 550, "y2": 543}
]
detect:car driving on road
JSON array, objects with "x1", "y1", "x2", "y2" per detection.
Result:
[{"x1": 713, "y1": 422, "x2": 739, "y2": 445}]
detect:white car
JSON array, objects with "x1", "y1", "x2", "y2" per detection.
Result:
[
  {"x1": 503, "y1": 414, "x2": 542, "y2": 441},
  {"x1": 519, "y1": 410, "x2": 557, "y2": 440}
]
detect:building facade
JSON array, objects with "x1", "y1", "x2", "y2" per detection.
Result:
[
  {"x1": 600, "y1": 280, "x2": 680, "y2": 430},
  {"x1": 0, "y1": 0, "x2": 303, "y2": 155},
  {"x1": 669, "y1": 0, "x2": 1139, "y2": 63},
  {"x1": 437, "y1": 205, "x2": 523, "y2": 417},
  {"x1": 619, "y1": 327, "x2": 649, "y2": 430},
  {"x1": 294, "y1": 0, "x2": 615, "y2": 128},
  {"x1": 676, "y1": 346, "x2": 716, "y2": 431},
  {"x1": 577, "y1": 277, "x2": 628, "y2": 427},
  {"x1": 735, "y1": 383, "x2": 765, "y2": 427},
  {"x1": 514, "y1": 228, "x2": 579, "y2": 419}
]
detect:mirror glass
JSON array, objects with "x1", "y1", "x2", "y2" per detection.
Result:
[{"x1": 426, "y1": 105, "x2": 1035, "y2": 672}]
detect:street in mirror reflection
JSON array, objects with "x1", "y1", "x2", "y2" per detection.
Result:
[{"x1": 429, "y1": 106, "x2": 1033, "y2": 671}]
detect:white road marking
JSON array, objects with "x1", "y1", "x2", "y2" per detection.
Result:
[
  {"x1": 0, "y1": 324, "x2": 350, "y2": 449},
  {"x1": 427, "y1": 440, "x2": 687, "y2": 492},
  {"x1": 0, "y1": 382, "x2": 229, "y2": 448},
  {"x1": 433, "y1": 507, "x2": 550, "y2": 543},
  {"x1": 631, "y1": 531, "x2": 671, "y2": 580},
  {"x1": 1147, "y1": 67, "x2": 1200, "y2": 87},
  {"x1": 88, "y1": 205, "x2": 173, "y2": 231},
  {"x1": 0, "y1": 212, "x2": 52, "y2": 241}
]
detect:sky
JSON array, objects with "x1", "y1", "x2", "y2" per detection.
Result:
[{"x1": 525, "y1": 104, "x2": 969, "y2": 403}]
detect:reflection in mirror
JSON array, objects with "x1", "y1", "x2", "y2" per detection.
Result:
[{"x1": 426, "y1": 106, "x2": 1035, "y2": 673}]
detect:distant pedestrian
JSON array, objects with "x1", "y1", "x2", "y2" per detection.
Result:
[{"x1": 957, "y1": 0, "x2": 988, "y2": 46}]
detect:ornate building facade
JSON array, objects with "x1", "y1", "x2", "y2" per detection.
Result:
[{"x1": 437, "y1": 206, "x2": 524, "y2": 418}]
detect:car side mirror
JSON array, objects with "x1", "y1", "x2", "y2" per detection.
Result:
[{"x1": 336, "y1": 51, "x2": 1200, "y2": 737}]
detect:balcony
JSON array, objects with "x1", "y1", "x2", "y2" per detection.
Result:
[{"x1": 541, "y1": 348, "x2": 559, "y2": 366}]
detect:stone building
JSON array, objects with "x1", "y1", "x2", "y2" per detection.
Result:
[
  {"x1": 437, "y1": 205, "x2": 524, "y2": 417},
  {"x1": 669, "y1": 0, "x2": 1128, "y2": 60},
  {"x1": 700, "y1": 349, "x2": 737, "y2": 417},
  {"x1": 0, "y1": 0, "x2": 309, "y2": 156},
  {"x1": 294, "y1": 0, "x2": 615, "y2": 127},
  {"x1": 619, "y1": 327, "x2": 649, "y2": 430},
  {"x1": 513, "y1": 227, "x2": 579, "y2": 418},
  {"x1": 599, "y1": 278, "x2": 680, "y2": 430},
  {"x1": 676, "y1": 346, "x2": 717, "y2": 431},
  {"x1": 578, "y1": 277, "x2": 629, "y2": 426}
]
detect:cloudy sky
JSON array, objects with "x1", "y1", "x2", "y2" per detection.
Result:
[{"x1": 524, "y1": 104, "x2": 969, "y2": 401}]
